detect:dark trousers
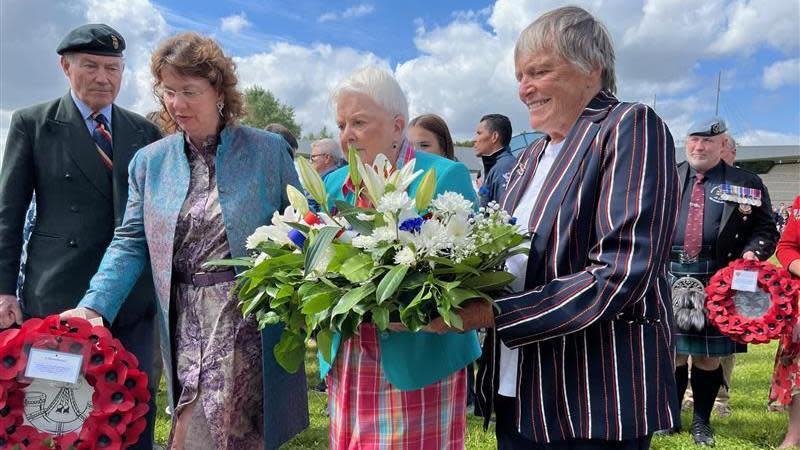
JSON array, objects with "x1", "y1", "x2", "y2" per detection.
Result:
[
  {"x1": 113, "y1": 317, "x2": 159, "y2": 450},
  {"x1": 495, "y1": 395, "x2": 653, "y2": 450}
]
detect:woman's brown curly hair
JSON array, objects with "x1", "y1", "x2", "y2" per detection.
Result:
[{"x1": 150, "y1": 32, "x2": 244, "y2": 134}]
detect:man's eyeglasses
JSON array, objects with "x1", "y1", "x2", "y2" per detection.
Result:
[{"x1": 309, "y1": 154, "x2": 328, "y2": 161}]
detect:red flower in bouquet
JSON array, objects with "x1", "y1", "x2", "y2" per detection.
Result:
[
  {"x1": 96, "y1": 411, "x2": 133, "y2": 436},
  {"x1": 115, "y1": 349, "x2": 139, "y2": 370},
  {"x1": 0, "y1": 331, "x2": 25, "y2": 381},
  {"x1": 93, "y1": 380, "x2": 135, "y2": 414},
  {"x1": 12, "y1": 425, "x2": 52, "y2": 450},
  {"x1": 122, "y1": 370, "x2": 150, "y2": 403},
  {"x1": 56, "y1": 431, "x2": 81, "y2": 450},
  {"x1": 79, "y1": 422, "x2": 123, "y2": 450},
  {"x1": 122, "y1": 417, "x2": 147, "y2": 448}
]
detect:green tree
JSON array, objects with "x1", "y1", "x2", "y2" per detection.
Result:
[
  {"x1": 454, "y1": 140, "x2": 475, "y2": 147},
  {"x1": 304, "y1": 126, "x2": 333, "y2": 141},
  {"x1": 242, "y1": 86, "x2": 301, "y2": 137}
]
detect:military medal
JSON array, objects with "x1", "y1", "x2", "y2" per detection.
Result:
[{"x1": 739, "y1": 203, "x2": 752, "y2": 214}]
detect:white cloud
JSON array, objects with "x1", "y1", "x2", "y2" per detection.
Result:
[
  {"x1": 235, "y1": 43, "x2": 388, "y2": 135},
  {"x1": 1, "y1": 0, "x2": 797, "y2": 152},
  {"x1": 737, "y1": 130, "x2": 800, "y2": 146},
  {"x1": 763, "y1": 58, "x2": 800, "y2": 90},
  {"x1": 220, "y1": 13, "x2": 251, "y2": 34},
  {"x1": 318, "y1": 3, "x2": 374, "y2": 23},
  {"x1": 710, "y1": 0, "x2": 800, "y2": 55}
]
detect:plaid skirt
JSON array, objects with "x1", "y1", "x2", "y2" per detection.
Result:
[{"x1": 327, "y1": 323, "x2": 467, "y2": 449}]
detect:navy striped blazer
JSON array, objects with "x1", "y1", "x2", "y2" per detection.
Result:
[{"x1": 476, "y1": 92, "x2": 681, "y2": 443}]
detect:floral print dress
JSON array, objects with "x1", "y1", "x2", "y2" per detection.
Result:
[{"x1": 169, "y1": 137, "x2": 264, "y2": 449}]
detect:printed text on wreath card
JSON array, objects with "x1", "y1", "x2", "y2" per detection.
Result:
[
  {"x1": 24, "y1": 348, "x2": 83, "y2": 384},
  {"x1": 732, "y1": 270, "x2": 758, "y2": 292}
]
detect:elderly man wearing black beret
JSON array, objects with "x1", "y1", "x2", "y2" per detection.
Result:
[
  {"x1": 665, "y1": 117, "x2": 779, "y2": 446},
  {"x1": 0, "y1": 24, "x2": 161, "y2": 449}
]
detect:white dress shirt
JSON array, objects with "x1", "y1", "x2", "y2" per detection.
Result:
[{"x1": 498, "y1": 139, "x2": 564, "y2": 397}]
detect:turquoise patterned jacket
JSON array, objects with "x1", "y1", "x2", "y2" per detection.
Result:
[
  {"x1": 79, "y1": 125, "x2": 309, "y2": 449},
  {"x1": 320, "y1": 150, "x2": 482, "y2": 390}
]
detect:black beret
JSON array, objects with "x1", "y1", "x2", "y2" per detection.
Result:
[{"x1": 56, "y1": 24, "x2": 125, "y2": 57}]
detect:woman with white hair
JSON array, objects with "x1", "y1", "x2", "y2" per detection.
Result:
[{"x1": 319, "y1": 66, "x2": 480, "y2": 448}]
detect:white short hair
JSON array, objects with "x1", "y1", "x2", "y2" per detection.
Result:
[
  {"x1": 332, "y1": 66, "x2": 409, "y2": 124},
  {"x1": 515, "y1": 6, "x2": 616, "y2": 94},
  {"x1": 312, "y1": 138, "x2": 343, "y2": 159}
]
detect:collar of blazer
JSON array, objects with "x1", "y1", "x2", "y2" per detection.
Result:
[
  {"x1": 49, "y1": 93, "x2": 112, "y2": 199},
  {"x1": 500, "y1": 91, "x2": 618, "y2": 271}
]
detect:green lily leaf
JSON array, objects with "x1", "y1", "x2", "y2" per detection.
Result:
[
  {"x1": 339, "y1": 253, "x2": 374, "y2": 283},
  {"x1": 376, "y1": 265, "x2": 408, "y2": 304},
  {"x1": 304, "y1": 226, "x2": 340, "y2": 277},
  {"x1": 331, "y1": 282, "x2": 376, "y2": 318},
  {"x1": 371, "y1": 305, "x2": 390, "y2": 331},
  {"x1": 273, "y1": 329, "x2": 306, "y2": 373},
  {"x1": 461, "y1": 271, "x2": 516, "y2": 290}
]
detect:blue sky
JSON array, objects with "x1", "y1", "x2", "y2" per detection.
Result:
[{"x1": 1, "y1": 0, "x2": 799, "y2": 147}]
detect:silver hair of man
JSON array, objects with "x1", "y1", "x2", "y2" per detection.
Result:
[
  {"x1": 312, "y1": 138, "x2": 344, "y2": 160},
  {"x1": 515, "y1": 6, "x2": 616, "y2": 95},
  {"x1": 332, "y1": 66, "x2": 409, "y2": 126}
]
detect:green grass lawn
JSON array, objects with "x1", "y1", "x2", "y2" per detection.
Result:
[{"x1": 152, "y1": 341, "x2": 790, "y2": 449}]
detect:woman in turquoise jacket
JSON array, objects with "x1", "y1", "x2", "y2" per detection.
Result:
[
  {"x1": 323, "y1": 66, "x2": 480, "y2": 449},
  {"x1": 63, "y1": 33, "x2": 308, "y2": 450}
]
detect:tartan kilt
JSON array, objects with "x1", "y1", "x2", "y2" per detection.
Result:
[
  {"x1": 675, "y1": 326, "x2": 747, "y2": 357},
  {"x1": 327, "y1": 323, "x2": 467, "y2": 449},
  {"x1": 670, "y1": 254, "x2": 747, "y2": 357}
]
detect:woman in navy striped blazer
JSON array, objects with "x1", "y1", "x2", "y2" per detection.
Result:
[{"x1": 426, "y1": 6, "x2": 681, "y2": 450}]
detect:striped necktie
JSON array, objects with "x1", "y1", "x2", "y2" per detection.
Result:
[{"x1": 91, "y1": 112, "x2": 113, "y2": 170}]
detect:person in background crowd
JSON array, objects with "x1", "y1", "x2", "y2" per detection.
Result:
[
  {"x1": 321, "y1": 66, "x2": 479, "y2": 449},
  {"x1": 769, "y1": 194, "x2": 800, "y2": 448},
  {"x1": 0, "y1": 24, "x2": 161, "y2": 450},
  {"x1": 435, "y1": 6, "x2": 681, "y2": 449},
  {"x1": 310, "y1": 138, "x2": 345, "y2": 179},
  {"x1": 667, "y1": 117, "x2": 778, "y2": 446},
  {"x1": 472, "y1": 114, "x2": 516, "y2": 208},
  {"x1": 266, "y1": 122, "x2": 298, "y2": 158},
  {"x1": 720, "y1": 133, "x2": 736, "y2": 166},
  {"x1": 61, "y1": 32, "x2": 308, "y2": 450},
  {"x1": 408, "y1": 113, "x2": 456, "y2": 160}
]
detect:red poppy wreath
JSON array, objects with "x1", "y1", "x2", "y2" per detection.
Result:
[
  {"x1": 706, "y1": 259, "x2": 800, "y2": 345},
  {"x1": 0, "y1": 316, "x2": 150, "y2": 450}
]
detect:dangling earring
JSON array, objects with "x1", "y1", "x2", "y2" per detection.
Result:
[{"x1": 216, "y1": 101, "x2": 224, "y2": 117}]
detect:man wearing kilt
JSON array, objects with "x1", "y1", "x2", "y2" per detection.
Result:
[{"x1": 668, "y1": 117, "x2": 779, "y2": 445}]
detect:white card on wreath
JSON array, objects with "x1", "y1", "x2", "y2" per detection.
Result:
[
  {"x1": 24, "y1": 348, "x2": 83, "y2": 385},
  {"x1": 731, "y1": 269, "x2": 758, "y2": 292}
]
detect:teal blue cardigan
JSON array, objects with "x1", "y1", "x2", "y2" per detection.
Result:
[{"x1": 319, "y1": 150, "x2": 482, "y2": 390}]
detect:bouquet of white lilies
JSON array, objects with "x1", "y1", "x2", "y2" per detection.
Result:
[{"x1": 208, "y1": 148, "x2": 526, "y2": 373}]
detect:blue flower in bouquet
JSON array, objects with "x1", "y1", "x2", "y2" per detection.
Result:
[
  {"x1": 509, "y1": 217, "x2": 518, "y2": 226},
  {"x1": 399, "y1": 217, "x2": 424, "y2": 234},
  {"x1": 288, "y1": 229, "x2": 306, "y2": 249}
]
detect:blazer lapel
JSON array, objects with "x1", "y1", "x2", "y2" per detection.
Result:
[
  {"x1": 53, "y1": 93, "x2": 111, "y2": 200},
  {"x1": 500, "y1": 138, "x2": 546, "y2": 214},
  {"x1": 110, "y1": 106, "x2": 147, "y2": 224},
  {"x1": 524, "y1": 92, "x2": 616, "y2": 267}
]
